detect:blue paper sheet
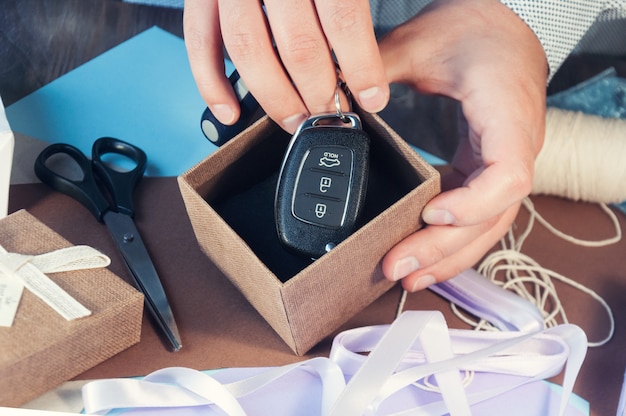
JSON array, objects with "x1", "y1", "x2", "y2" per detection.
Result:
[{"x1": 6, "y1": 27, "x2": 235, "y2": 177}]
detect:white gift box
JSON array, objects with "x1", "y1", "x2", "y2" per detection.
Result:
[{"x1": 0, "y1": 95, "x2": 14, "y2": 219}]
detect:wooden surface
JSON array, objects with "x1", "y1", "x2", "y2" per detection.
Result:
[{"x1": 2, "y1": 1, "x2": 626, "y2": 415}]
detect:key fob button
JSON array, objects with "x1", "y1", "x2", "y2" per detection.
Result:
[
  {"x1": 294, "y1": 196, "x2": 346, "y2": 228},
  {"x1": 308, "y1": 146, "x2": 350, "y2": 174},
  {"x1": 296, "y1": 169, "x2": 351, "y2": 202},
  {"x1": 294, "y1": 146, "x2": 353, "y2": 208}
]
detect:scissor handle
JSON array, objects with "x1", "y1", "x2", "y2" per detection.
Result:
[
  {"x1": 34, "y1": 143, "x2": 111, "y2": 221},
  {"x1": 92, "y1": 137, "x2": 147, "y2": 217}
]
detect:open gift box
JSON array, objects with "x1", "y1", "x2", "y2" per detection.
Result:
[
  {"x1": 0, "y1": 210, "x2": 144, "y2": 407},
  {"x1": 178, "y1": 111, "x2": 440, "y2": 355}
]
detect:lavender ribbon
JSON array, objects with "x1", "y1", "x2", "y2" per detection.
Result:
[
  {"x1": 429, "y1": 268, "x2": 545, "y2": 332},
  {"x1": 82, "y1": 311, "x2": 588, "y2": 416}
]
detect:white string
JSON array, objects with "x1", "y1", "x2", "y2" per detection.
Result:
[
  {"x1": 396, "y1": 196, "x2": 619, "y2": 347},
  {"x1": 397, "y1": 287, "x2": 408, "y2": 318},
  {"x1": 472, "y1": 197, "x2": 617, "y2": 347}
]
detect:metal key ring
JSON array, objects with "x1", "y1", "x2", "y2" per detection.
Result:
[
  {"x1": 334, "y1": 85, "x2": 346, "y2": 121},
  {"x1": 334, "y1": 64, "x2": 352, "y2": 122},
  {"x1": 334, "y1": 80, "x2": 353, "y2": 123}
]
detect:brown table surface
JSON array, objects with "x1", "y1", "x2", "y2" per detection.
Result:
[
  {"x1": 8, "y1": 177, "x2": 626, "y2": 415},
  {"x1": 3, "y1": 1, "x2": 626, "y2": 415}
]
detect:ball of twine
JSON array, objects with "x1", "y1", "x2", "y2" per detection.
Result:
[{"x1": 533, "y1": 108, "x2": 626, "y2": 203}]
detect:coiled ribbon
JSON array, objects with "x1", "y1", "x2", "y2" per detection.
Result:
[{"x1": 82, "y1": 311, "x2": 588, "y2": 416}]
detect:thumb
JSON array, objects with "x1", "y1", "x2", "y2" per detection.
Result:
[
  {"x1": 378, "y1": 15, "x2": 461, "y2": 100},
  {"x1": 378, "y1": 22, "x2": 423, "y2": 86}
]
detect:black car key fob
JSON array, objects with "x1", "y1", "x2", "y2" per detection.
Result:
[{"x1": 275, "y1": 112, "x2": 370, "y2": 259}]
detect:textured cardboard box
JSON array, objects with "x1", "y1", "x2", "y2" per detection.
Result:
[
  {"x1": 0, "y1": 210, "x2": 144, "y2": 407},
  {"x1": 178, "y1": 112, "x2": 440, "y2": 355}
]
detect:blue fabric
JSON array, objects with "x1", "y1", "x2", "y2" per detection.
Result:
[{"x1": 548, "y1": 68, "x2": 626, "y2": 119}]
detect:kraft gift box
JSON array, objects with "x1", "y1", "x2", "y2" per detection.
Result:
[
  {"x1": 0, "y1": 210, "x2": 144, "y2": 407},
  {"x1": 178, "y1": 111, "x2": 440, "y2": 355}
]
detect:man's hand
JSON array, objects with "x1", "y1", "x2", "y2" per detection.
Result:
[
  {"x1": 184, "y1": 0, "x2": 390, "y2": 133},
  {"x1": 379, "y1": 0, "x2": 548, "y2": 291}
]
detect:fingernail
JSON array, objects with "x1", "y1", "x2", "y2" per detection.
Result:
[
  {"x1": 212, "y1": 104, "x2": 236, "y2": 125},
  {"x1": 423, "y1": 209, "x2": 456, "y2": 225},
  {"x1": 282, "y1": 113, "x2": 308, "y2": 132},
  {"x1": 392, "y1": 256, "x2": 420, "y2": 281},
  {"x1": 358, "y1": 86, "x2": 386, "y2": 112},
  {"x1": 410, "y1": 274, "x2": 437, "y2": 292}
]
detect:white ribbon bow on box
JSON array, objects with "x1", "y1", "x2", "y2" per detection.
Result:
[
  {"x1": 0, "y1": 244, "x2": 111, "y2": 327},
  {"x1": 82, "y1": 310, "x2": 588, "y2": 416}
]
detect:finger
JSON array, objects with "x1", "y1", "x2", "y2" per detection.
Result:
[
  {"x1": 422, "y1": 110, "x2": 539, "y2": 227},
  {"x1": 400, "y1": 205, "x2": 517, "y2": 292},
  {"x1": 264, "y1": 0, "x2": 338, "y2": 116},
  {"x1": 423, "y1": 161, "x2": 531, "y2": 228},
  {"x1": 218, "y1": 0, "x2": 309, "y2": 133},
  {"x1": 314, "y1": 0, "x2": 389, "y2": 113},
  {"x1": 184, "y1": 0, "x2": 239, "y2": 125},
  {"x1": 382, "y1": 203, "x2": 520, "y2": 290}
]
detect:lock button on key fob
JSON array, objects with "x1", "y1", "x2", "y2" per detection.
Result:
[{"x1": 275, "y1": 113, "x2": 369, "y2": 258}]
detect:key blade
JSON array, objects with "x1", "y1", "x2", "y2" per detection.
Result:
[{"x1": 103, "y1": 211, "x2": 182, "y2": 351}]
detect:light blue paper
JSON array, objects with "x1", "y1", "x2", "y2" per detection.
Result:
[
  {"x1": 410, "y1": 144, "x2": 446, "y2": 166},
  {"x1": 6, "y1": 27, "x2": 235, "y2": 177}
]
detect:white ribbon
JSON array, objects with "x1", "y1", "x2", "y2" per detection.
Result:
[
  {"x1": 82, "y1": 311, "x2": 588, "y2": 416},
  {"x1": 330, "y1": 312, "x2": 586, "y2": 415},
  {"x1": 0, "y1": 244, "x2": 111, "y2": 322}
]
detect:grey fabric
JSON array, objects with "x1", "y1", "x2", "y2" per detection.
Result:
[
  {"x1": 369, "y1": 0, "x2": 430, "y2": 38},
  {"x1": 368, "y1": 0, "x2": 626, "y2": 79}
]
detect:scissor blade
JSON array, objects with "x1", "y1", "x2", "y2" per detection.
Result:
[{"x1": 103, "y1": 211, "x2": 182, "y2": 351}]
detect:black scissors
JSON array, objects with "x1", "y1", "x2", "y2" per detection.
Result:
[{"x1": 34, "y1": 137, "x2": 182, "y2": 351}]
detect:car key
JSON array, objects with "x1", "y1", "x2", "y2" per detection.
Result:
[{"x1": 275, "y1": 112, "x2": 370, "y2": 259}]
